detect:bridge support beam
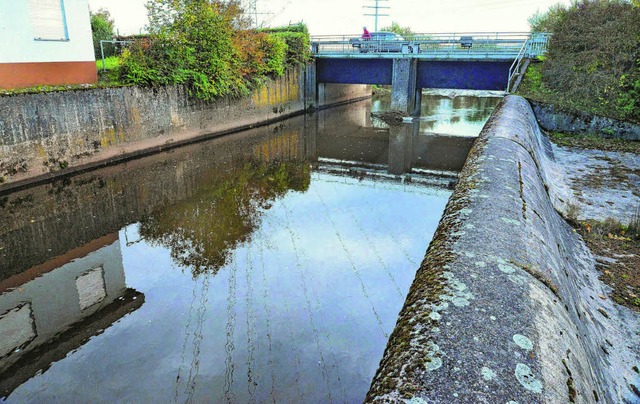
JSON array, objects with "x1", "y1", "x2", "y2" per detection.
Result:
[{"x1": 391, "y1": 59, "x2": 420, "y2": 116}]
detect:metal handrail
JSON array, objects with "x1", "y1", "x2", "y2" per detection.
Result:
[{"x1": 507, "y1": 38, "x2": 529, "y2": 93}]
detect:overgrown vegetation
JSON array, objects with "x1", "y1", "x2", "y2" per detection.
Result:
[
  {"x1": 90, "y1": 8, "x2": 116, "y2": 59},
  {"x1": 575, "y1": 215, "x2": 640, "y2": 311},
  {"x1": 119, "y1": 0, "x2": 310, "y2": 100},
  {"x1": 520, "y1": 0, "x2": 640, "y2": 123}
]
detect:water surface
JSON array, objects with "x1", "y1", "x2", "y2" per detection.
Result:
[{"x1": 0, "y1": 92, "x2": 500, "y2": 402}]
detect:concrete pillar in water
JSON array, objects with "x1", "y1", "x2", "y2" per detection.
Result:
[
  {"x1": 388, "y1": 120, "x2": 418, "y2": 175},
  {"x1": 304, "y1": 60, "x2": 317, "y2": 111},
  {"x1": 391, "y1": 58, "x2": 420, "y2": 116}
]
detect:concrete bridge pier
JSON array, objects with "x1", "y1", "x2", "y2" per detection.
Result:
[{"x1": 391, "y1": 59, "x2": 421, "y2": 116}]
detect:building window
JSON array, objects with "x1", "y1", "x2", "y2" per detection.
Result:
[{"x1": 28, "y1": 0, "x2": 69, "y2": 41}]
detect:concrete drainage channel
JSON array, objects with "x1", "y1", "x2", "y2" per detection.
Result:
[{"x1": 366, "y1": 96, "x2": 640, "y2": 403}]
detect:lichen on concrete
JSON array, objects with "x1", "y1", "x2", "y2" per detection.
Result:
[{"x1": 366, "y1": 95, "x2": 640, "y2": 403}]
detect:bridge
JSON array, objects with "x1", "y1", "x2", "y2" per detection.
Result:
[{"x1": 309, "y1": 32, "x2": 550, "y2": 114}]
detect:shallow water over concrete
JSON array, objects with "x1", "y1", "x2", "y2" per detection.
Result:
[{"x1": 0, "y1": 93, "x2": 500, "y2": 402}]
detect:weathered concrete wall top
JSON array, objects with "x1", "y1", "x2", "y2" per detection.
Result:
[
  {"x1": 0, "y1": 64, "x2": 370, "y2": 189},
  {"x1": 366, "y1": 95, "x2": 640, "y2": 403}
]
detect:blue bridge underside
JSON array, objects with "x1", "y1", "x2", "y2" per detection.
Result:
[
  {"x1": 316, "y1": 58, "x2": 512, "y2": 91},
  {"x1": 317, "y1": 59, "x2": 394, "y2": 85},
  {"x1": 417, "y1": 61, "x2": 511, "y2": 91}
]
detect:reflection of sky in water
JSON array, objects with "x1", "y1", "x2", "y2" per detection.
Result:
[
  {"x1": 8, "y1": 172, "x2": 451, "y2": 403},
  {"x1": 372, "y1": 90, "x2": 503, "y2": 137}
]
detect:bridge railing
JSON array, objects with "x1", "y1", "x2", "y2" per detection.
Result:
[{"x1": 311, "y1": 32, "x2": 550, "y2": 59}]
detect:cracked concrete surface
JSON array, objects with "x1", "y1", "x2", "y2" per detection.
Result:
[{"x1": 366, "y1": 95, "x2": 640, "y2": 403}]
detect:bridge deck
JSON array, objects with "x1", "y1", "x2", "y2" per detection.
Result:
[{"x1": 311, "y1": 32, "x2": 550, "y2": 62}]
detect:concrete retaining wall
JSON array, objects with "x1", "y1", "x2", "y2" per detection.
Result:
[
  {"x1": 0, "y1": 64, "x2": 370, "y2": 189},
  {"x1": 530, "y1": 100, "x2": 640, "y2": 141},
  {"x1": 366, "y1": 96, "x2": 640, "y2": 403}
]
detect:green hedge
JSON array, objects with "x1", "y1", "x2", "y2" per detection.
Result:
[
  {"x1": 119, "y1": 2, "x2": 305, "y2": 100},
  {"x1": 272, "y1": 32, "x2": 311, "y2": 66},
  {"x1": 521, "y1": 1, "x2": 640, "y2": 123},
  {"x1": 260, "y1": 23, "x2": 309, "y2": 34}
]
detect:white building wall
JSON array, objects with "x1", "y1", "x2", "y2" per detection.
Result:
[{"x1": 0, "y1": 0, "x2": 95, "y2": 63}]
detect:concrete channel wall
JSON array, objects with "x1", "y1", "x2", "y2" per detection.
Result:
[
  {"x1": 530, "y1": 100, "x2": 640, "y2": 141},
  {"x1": 366, "y1": 95, "x2": 640, "y2": 403},
  {"x1": 0, "y1": 63, "x2": 370, "y2": 190}
]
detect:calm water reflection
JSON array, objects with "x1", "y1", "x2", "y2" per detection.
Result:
[
  {"x1": 0, "y1": 91, "x2": 500, "y2": 402},
  {"x1": 372, "y1": 89, "x2": 503, "y2": 137}
]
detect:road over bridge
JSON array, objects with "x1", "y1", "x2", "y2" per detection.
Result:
[{"x1": 309, "y1": 32, "x2": 550, "y2": 114}]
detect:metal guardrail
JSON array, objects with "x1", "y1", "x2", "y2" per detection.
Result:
[{"x1": 311, "y1": 32, "x2": 550, "y2": 60}]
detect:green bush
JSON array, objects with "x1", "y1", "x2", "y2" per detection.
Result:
[
  {"x1": 261, "y1": 23, "x2": 311, "y2": 67},
  {"x1": 120, "y1": 2, "x2": 304, "y2": 100},
  {"x1": 272, "y1": 32, "x2": 311, "y2": 66},
  {"x1": 90, "y1": 9, "x2": 116, "y2": 59},
  {"x1": 261, "y1": 23, "x2": 309, "y2": 34},
  {"x1": 522, "y1": 0, "x2": 640, "y2": 123},
  {"x1": 121, "y1": 1, "x2": 246, "y2": 99}
]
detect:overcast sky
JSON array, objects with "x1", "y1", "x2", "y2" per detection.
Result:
[{"x1": 87, "y1": 0, "x2": 572, "y2": 36}]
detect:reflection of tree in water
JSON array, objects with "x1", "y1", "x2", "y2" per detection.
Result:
[{"x1": 139, "y1": 160, "x2": 310, "y2": 277}]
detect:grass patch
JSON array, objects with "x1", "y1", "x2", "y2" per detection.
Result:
[
  {"x1": 548, "y1": 132, "x2": 640, "y2": 154},
  {"x1": 96, "y1": 56, "x2": 120, "y2": 71},
  {"x1": 96, "y1": 56, "x2": 124, "y2": 86}
]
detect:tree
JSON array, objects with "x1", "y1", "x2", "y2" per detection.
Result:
[
  {"x1": 528, "y1": 3, "x2": 567, "y2": 32},
  {"x1": 380, "y1": 21, "x2": 414, "y2": 38},
  {"x1": 90, "y1": 8, "x2": 116, "y2": 59},
  {"x1": 121, "y1": 0, "x2": 301, "y2": 100}
]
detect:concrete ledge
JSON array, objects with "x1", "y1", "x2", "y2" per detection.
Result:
[
  {"x1": 366, "y1": 95, "x2": 640, "y2": 403},
  {"x1": 530, "y1": 100, "x2": 640, "y2": 141}
]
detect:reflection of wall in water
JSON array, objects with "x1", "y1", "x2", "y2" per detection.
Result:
[
  {"x1": 316, "y1": 101, "x2": 390, "y2": 166},
  {"x1": 0, "y1": 235, "x2": 127, "y2": 374},
  {"x1": 315, "y1": 105, "x2": 475, "y2": 173},
  {"x1": 0, "y1": 122, "x2": 308, "y2": 279},
  {"x1": 420, "y1": 95, "x2": 502, "y2": 134}
]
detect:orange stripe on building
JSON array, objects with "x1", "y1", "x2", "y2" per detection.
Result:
[{"x1": 0, "y1": 61, "x2": 97, "y2": 89}]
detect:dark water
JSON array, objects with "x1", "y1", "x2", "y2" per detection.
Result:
[{"x1": 0, "y1": 92, "x2": 500, "y2": 403}]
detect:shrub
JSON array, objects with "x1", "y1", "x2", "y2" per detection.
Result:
[
  {"x1": 260, "y1": 23, "x2": 311, "y2": 66},
  {"x1": 120, "y1": 1, "x2": 302, "y2": 100},
  {"x1": 90, "y1": 9, "x2": 116, "y2": 59},
  {"x1": 260, "y1": 22, "x2": 309, "y2": 34},
  {"x1": 234, "y1": 31, "x2": 287, "y2": 79},
  {"x1": 121, "y1": 0, "x2": 247, "y2": 99},
  {"x1": 535, "y1": 0, "x2": 640, "y2": 122},
  {"x1": 271, "y1": 32, "x2": 310, "y2": 66}
]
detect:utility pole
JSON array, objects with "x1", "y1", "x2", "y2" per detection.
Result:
[
  {"x1": 363, "y1": 0, "x2": 390, "y2": 31},
  {"x1": 244, "y1": 0, "x2": 271, "y2": 28}
]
